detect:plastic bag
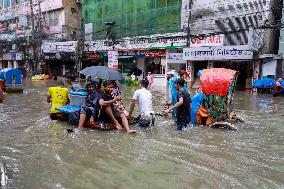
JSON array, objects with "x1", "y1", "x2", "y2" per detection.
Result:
[{"x1": 190, "y1": 93, "x2": 206, "y2": 125}]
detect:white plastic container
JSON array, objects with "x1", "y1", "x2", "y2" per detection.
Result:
[{"x1": 69, "y1": 91, "x2": 87, "y2": 107}]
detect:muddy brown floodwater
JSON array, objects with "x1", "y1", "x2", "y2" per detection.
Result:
[{"x1": 0, "y1": 80, "x2": 283, "y2": 189}]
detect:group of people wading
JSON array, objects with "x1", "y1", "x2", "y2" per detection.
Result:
[{"x1": 47, "y1": 75, "x2": 192, "y2": 134}]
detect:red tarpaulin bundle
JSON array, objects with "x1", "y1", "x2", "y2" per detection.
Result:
[{"x1": 200, "y1": 68, "x2": 237, "y2": 97}]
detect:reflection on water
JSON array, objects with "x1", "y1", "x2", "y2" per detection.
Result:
[{"x1": 0, "y1": 80, "x2": 283, "y2": 189}]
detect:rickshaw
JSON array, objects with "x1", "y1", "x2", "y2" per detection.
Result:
[{"x1": 192, "y1": 68, "x2": 241, "y2": 130}]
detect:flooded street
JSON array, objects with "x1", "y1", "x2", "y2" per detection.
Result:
[{"x1": 0, "y1": 80, "x2": 283, "y2": 189}]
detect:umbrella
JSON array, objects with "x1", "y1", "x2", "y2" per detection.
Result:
[
  {"x1": 80, "y1": 66, "x2": 124, "y2": 80},
  {"x1": 127, "y1": 68, "x2": 142, "y2": 76}
]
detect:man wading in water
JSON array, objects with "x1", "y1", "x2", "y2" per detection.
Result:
[
  {"x1": 163, "y1": 79, "x2": 192, "y2": 130},
  {"x1": 128, "y1": 79, "x2": 154, "y2": 127}
]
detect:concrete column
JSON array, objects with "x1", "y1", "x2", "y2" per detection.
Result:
[
  {"x1": 187, "y1": 61, "x2": 193, "y2": 82},
  {"x1": 62, "y1": 64, "x2": 66, "y2": 76},
  {"x1": 8, "y1": 61, "x2": 13, "y2": 68},
  {"x1": 136, "y1": 57, "x2": 145, "y2": 79},
  {"x1": 208, "y1": 61, "x2": 214, "y2": 68},
  {"x1": 13, "y1": 61, "x2": 18, "y2": 68},
  {"x1": 165, "y1": 50, "x2": 168, "y2": 78},
  {"x1": 253, "y1": 60, "x2": 260, "y2": 93}
]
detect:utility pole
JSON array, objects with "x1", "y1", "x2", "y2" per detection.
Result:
[
  {"x1": 29, "y1": 0, "x2": 35, "y2": 76},
  {"x1": 186, "y1": 0, "x2": 194, "y2": 85},
  {"x1": 29, "y1": 0, "x2": 44, "y2": 75},
  {"x1": 105, "y1": 22, "x2": 116, "y2": 50},
  {"x1": 75, "y1": 18, "x2": 85, "y2": 81},
  {"x1": 186, "y1": 0, "x2": 193, "y2": 48}
]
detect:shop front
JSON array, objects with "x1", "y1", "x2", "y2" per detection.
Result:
[
  {"x1": 42, "y1": 41, "x2": 77, "y2": 77},
  {"x1": 166, "y1": 52, "x2": 187, "y2": 73},
  {"x1": 83, "y1": 52, "x2": 107, "y2": 69},
  {"x1": 184, "y1": 45, "x2": 255, "y2": 90},
  {"x1": 44, "y1": 52, "x2": 76, "y2": 77},
  {"x1": 117, "y1": 49, "x2": 166, "y2": 77}
]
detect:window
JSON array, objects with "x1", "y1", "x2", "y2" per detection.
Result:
[
  {"x1": 4, "y1": 0, "x2": 10, "y2": 8},
  {"x1": 156, "y1": 0, "x2": 166, "y2": 8},
  {"x1": 49, "y1": 10, "x2": 60, "y2": 26},
  {"x1": 167, "y1": 0, "x2": 178, "y2": 6}
]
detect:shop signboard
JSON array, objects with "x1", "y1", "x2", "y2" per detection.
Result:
[
  {"x1": 84, "y1": 53, "x2": 99, "y2": 60},
  {"x1": 11, "y1": 52, "x2": 16, "y2": 60},
  {"x1": 3, "y1": 53, "x2": 11, "y2": 61},
  {"x1": 56, "y1": 41, "x2": 77, "y2": 52},
  {"x1": 167, "y1": 53, "x2": 187, "y2": 63},
  {"x1": 16, "y1": 53, "x2": 23, "y2": 60},
  {"x1": 183, "y1": 45, "x2": 253, "y2": 60},
  {"x1": 18, "y1": 15, "x2": 28, "y2": 27},
  {"x1": 108, "y1": 51, "x2": 118, "y2": 70},
  {"x1": 42, "y1": 41, "x2": 77, "y2": 53},
  {"x1": 190, "y1": 34, "x2": 224, "y2": 47},
  {"x1": 85, "y1": 32, "x2": 187, "y2": 51}
]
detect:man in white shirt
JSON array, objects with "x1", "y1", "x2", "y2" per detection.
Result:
[{"x1": 128, "y1": 79, "x2": 154, "y2": 127}]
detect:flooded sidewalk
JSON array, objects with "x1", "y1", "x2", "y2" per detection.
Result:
[{"x1": 0, "y1": 80, "x2": 283, "y2": 189}]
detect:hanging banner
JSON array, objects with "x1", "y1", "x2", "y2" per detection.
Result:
[
  {"x1": 108, "y1": 51, "x2": 118, "y2": 70},
  {"x1": 183, "y1": 45, "x2": 253, "y2": 60}
]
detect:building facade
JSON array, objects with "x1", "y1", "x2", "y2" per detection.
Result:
[
  {"x1": 0, "y1": 0, "x2": 82, "y2": 76},
  {"x1": 82, "y1": 0, "x2": 188, "y2": 77},
  {"x1": 184, "y1": 0, "x2": 283, "y2": 90}
]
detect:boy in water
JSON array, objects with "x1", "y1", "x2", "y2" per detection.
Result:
[
  {"x1": 99, "y1": 81, "x2": 136, "y2": 134},
  {"x1": 163, "y1": 79, "x2": 192, "y2": 130},
  {"x1": 128, "y1": 79, "x2": 154, "y2": 127},
  {"x1": 74, "y1": 81, "x2": 102, "y2": 133}
]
